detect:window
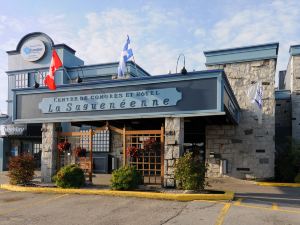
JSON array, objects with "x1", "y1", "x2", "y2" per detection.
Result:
[
  {"x1": 15, "y1": 73, "x2": 28, "y2": 88},
  {"x1": 33, "y1": 143, "x2": 42, "y2": 154},
  {"x1": 92, "y1": 130, "x2": 110, "y2": 152},
  {"x1": 37, "y1": 71, "x2": 47, "y2": 87}
]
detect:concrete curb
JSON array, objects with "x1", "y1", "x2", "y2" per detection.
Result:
[
  {"x1": 0, "y1": 184, "x2": 234, "y2": 201},
  {"x1": 256, "y1": 182, "x2": 300, "y2": 187}
]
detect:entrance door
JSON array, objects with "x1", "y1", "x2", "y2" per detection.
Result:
[
  {"x1": 21, "y1": 141, "x2": 32, "y2": 154},
  {"x1": 125, "y1": 128, "x2": 164, "y2": 185},
  {"x1": 184, "y1": 119, "x2": 206, "y2": 162}
]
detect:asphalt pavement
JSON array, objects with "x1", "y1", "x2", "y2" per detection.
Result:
[
  {"x1": 0, "y1": 189, "x2": 299, "y2": 225},
  {"x1": 0, "y1": 172, "x2": 300, "y2": 225}
]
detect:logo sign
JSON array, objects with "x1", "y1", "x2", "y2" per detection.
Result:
[
  {"x1": 0, "y1": 125, "x2": 26, "y2": 136},
  {"x1": 39, "y1": 88, "x2": 182, "y2": 114},
  {"x1": 21, "y1": 39, "x2": 46, "y2": 62}
]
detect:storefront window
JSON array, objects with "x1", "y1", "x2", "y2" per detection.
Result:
[
  {"x1": 92, "y1": 130, "x2": 110, "y2": 152},
  {"x1": 33, "y1": 143, "x2": 42, "y2": 154},
  {"x1": 11, "y1": 145, "x2": 19, "y2": 157}
]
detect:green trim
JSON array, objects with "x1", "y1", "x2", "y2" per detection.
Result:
[
  {"x1": 14, "y1": 111, "x2": 225, "y2": 124},
  {"x1": 275, "y1": 90, "x2": 291, "y2": 100},
  {"x1": 204, "y1": 43, "x2": 279, "y2": 65},
  {"x1": 289, "y1": 45, "x2": 300, "y2": 56}
]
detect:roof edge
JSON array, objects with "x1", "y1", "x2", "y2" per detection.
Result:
[{"x1": 204, "y1": 42, "x2": 279, "y2": 66}]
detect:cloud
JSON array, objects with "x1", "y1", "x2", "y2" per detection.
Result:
[
  {"x1": 0, "y1": 15, "x2": 24, "y2": 35},
  {"x1": 194, "y1": 28, "x2": 206, "y2": 38},
  {"x1": 204, "y1": 0, "x2": 300, "y2": 87},
  {"x1": 74, "y1": 10, "x2": 142, "y2": 64},
  {"x1": 1, "y1": 1, "x2": 300, "y2": 113}
]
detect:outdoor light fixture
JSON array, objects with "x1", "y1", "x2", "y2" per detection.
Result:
[
  {"x1": 34, "y1": 80, "x2": 40, "y2": 88},
  {"x1": 76, "y1": 75, "x2": 83, "y2": 83},
  {"x1": 181, "y1": 66, "x2": 187, "y2": 74},
  {"x1": 75, "y1": 65, "x2": 85, "y2": 83},
  {"x1": 176, "y1": 53, "x2": 187, "y2": 75}
]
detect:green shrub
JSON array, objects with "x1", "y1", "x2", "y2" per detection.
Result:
[
  {"x1": 295, "y1": 173, "x2": 300, "y2": 183},
  {"x1": 53, "y1": 164, "x2": 85, "y2": 188},
  {"x1": 111, "y1": 166, "x2": 142, "y2": 190},
  {"x1": 8, "y1": 154, "x2": 35, "y2": 185},
  {"x1": 174, "y1": 152, "x2": 207, "y2": 191}
]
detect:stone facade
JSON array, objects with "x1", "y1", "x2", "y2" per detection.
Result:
[
  {"x1": 164, "y1": 117, "x2": 184, "y2": 187},
  {"x1": 286, "y1": 55, "x2": 300, "y2": 144},
  {"x1": 275, "y1": 97, "x2": 291, "y2": 154},
  {"x1": 41, "y1": 123, "x2": 58, "y2": 183},
  {"x1": 206, "y1": 59, "x2": 276, "y2": 179}
]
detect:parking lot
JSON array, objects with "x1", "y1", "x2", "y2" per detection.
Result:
[{"x1": 0, "y1": 188, "x2": 299, "y2": 225}]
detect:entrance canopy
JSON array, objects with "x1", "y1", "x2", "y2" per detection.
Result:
[{"x1": 12, "y1": 70, "x2": 240, "y2": 124}]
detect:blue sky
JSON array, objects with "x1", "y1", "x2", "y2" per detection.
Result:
[{"x1": 0, "y1": 0, "x2": 300, "y2": 113}]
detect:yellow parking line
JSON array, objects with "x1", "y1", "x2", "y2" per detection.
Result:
[
  {"x1": 193, "y1": 199, "x2": 227, "y2": 204},
  {"x1": 272, "y1": 203, "x2": 279, "y2": 210},
  {"x1": 233, "y1": 198, "x2": 243, "y2": 206},
  {"x1": 235, "y1": 203, "x2": 300, "y2": 214},
  {"x1": 214, "y1": 203, "x2": 231, "y2": 225},
  {"x1": 0, "y1": 194, "x2": 68, "y2": 216}
]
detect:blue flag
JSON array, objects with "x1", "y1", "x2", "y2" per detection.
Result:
[{"x1": 118, "y1": 35, "x2": 134, "y2": 78}]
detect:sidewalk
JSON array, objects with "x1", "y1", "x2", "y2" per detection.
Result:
[
  {"x1": 206, "y1": 177, "x2": 283, "y2": 194},
  {"x1": 1, "y1": 171, "x2": 300, "y2": 198},
  {"x1": 0, "y1": 171, "x2": 112, "y2": 189}
]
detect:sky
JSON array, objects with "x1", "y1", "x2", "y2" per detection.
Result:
[{"x1": 0, "y1": 0, "x2": 300, "y2": 114}]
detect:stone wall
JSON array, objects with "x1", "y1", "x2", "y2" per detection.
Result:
[
  {"x1": 286, "y1": 55, "x2": 300, "y2": 144},
  {"x1": 206, "y1": 59, "x2": 276, "y2": 179},
  {"x1": 164, "y1": 117, "x2": 184, "y2": 187},
  {"x1": 276, "y1": 99, "x2": 292, "y2": 129},
  {"x1": 290, "y1": 55, "x2": 300, "y2": 91},
  {"x1": 275, "y1": 98, "x2": 292, "y2": 153},
  {"x1": 41, "y1": 123, "x2": 58, "y2": 183}
]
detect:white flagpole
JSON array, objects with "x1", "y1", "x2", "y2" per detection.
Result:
[{"x1": 132, "y1": 56, "x2": 139, "y2": 77}]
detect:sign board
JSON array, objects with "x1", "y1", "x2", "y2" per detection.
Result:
[
  {"x1": 39, "y1": 88, "x2": 182, "y2": 114},
  {"x1": 165, "y1": 130, "x2": 176, "y2": 145},
  {"x1": 21, "y1": 39, "x2": 46, "y2": 62},
  {"x1": 0, "y1": 125, "x2": 26, "y2": 136},
  {"x1": 15, "y1": 77, "x2": 220, "y2": 123}
]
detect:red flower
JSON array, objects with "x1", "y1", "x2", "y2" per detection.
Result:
[
  {"x1": 143, "y1": 138, "x2": 160, "y2": 152},
  {"x1": 126, "y1": 146, "x2": 139, "y2": 158},
  {"x1": 57, "y1": 141, "x2": 71, "y2": 153}
]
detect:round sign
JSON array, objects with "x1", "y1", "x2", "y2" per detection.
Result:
[{"x1": 21, "y1": 39, "x2": 46, "y2": 62}]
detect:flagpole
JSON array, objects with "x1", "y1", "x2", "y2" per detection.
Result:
[
  {"x1": 50, "y1": 47, "x2": 72, "y2": 82},
  {"x1": 132, "y1": 56, "x2": 139, "y2": 77},
  {"x1": 125, "y1": 62, "x2": 129, "y2": 79}
]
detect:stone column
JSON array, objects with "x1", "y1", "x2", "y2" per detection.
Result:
[
  {"x1": 164, "y1": 117, "x2": 184, "y2": 188},
  {"x1": 41, "y1": 123, "x2": 58, "y2": 183}
]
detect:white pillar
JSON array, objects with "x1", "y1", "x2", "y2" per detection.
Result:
[{"x1": 41, "y1": 123, "x2": 58, "y2": 183}]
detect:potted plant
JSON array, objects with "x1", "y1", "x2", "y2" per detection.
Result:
[
  {"x1": 126, "y1": 146, "x2": 139, "y2": 158},
  {"x1": 57, "y1": 140, "x2": 71, "y2": 153},
  {"x1": 143, "y1": 138, "x2": 161, "y2": 152},
  {"x1": 74, "y1": 147, "x2": 86, "y2": 157}
]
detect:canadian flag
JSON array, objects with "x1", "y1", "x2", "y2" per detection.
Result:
[{"x1": 44, "y1": 49, "x2": 63, "y2": 90}]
